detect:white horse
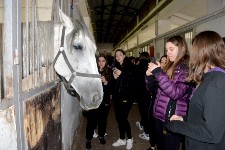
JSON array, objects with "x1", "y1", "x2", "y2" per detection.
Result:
[{"x1": 53, "y1": 4, "x2": 103, "y2": 110}]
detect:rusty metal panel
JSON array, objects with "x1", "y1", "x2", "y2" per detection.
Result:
[{"x1": 24, "y1": 84, "x2": 61, "y2": 150}]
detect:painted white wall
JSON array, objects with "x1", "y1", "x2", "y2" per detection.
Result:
[
  {"x1": 133, "y1": 48, "x2": 141, "y2": 57},
  {"x1": 128, "y1": 36, "x2": 137, "y2": 49},
  {"x1": 157, "y1": 0, "x2": 201, "y2": 20},
  {"x1": 207, "y1": 0, "x2": 225, "y2": 14},
  {"x1": 80, "y1": 1, "x2": 94, "y2": 35},
  {"x1": 139, "y1": 23, "x2": 155, "y2": 43},
  {"x1": 21, "y1": 0, "x2": 53, "y2": 22},
  {"x1": 195, "y1": 15, "x2": 225, "y2": 37},
  {"x1": 0, "y1": 106, "x2": 17, "y2": 150},
  {"x1": 155, "y1": 39, "x2": 165, "y2": 60},
  {"x1": 0, "y1": 0, "x2": 3, "y2": 23},
  {"x1": 122, "y1": 0, "x2": 207, "y2": 51},
  {"x1": 156, "y1": 19, "x2": 171, "y2": 36}
]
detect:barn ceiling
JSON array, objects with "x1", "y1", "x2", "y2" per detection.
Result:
[
  {"x1": 87, "y1": 0, "x2": 146, "y2": 45},
  {"x1": 87, "y1": 0, "x2": 207, "y2": 47}
]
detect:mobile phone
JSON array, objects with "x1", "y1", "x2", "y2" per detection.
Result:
[
  {"x1": 151, "y1": 57, "x2": 157, "y2": 64},
  {"x1": 112, "y1": 67, "x2": 116, "y2": 71}
]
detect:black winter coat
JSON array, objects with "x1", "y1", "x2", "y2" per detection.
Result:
[
  {"x1": 167, "y1": 70, "x2": 225, "y2": 150},
  {"x1": 112, "y1": 58, "x2": 135, "y2": 102},
  {"x1": 135, "y1": 61, "x2": 151, "y2": 101},
  {"x1": 99, "y1": 67, "x2": 113, "y2": 104}
]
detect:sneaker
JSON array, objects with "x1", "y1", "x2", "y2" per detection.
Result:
[
  {"x1": 86, "y1": 140, "x2": 92, "y2": 150},
  {"x1": 133, "y1": 101, "x2": 138, "y2": 104},
  {"x1": 147, "y1": 147, "x2": 155, "y2": 150},
  {"x1": 99, "y1": 137, "x2": 106, "y2": 145},
  {"x1": 139, "y1": 132, "x2": 150, "y2": 140},
  {"x1": 104, "y1": 133, "x2": 107, "y2": 136},
  {"x1": 93, "y1": 130, "x2": 98, "y2": 138},
  {"x1": 136, "y1": 121, "x2": 143, "y2": 130},
  {"x1": 112, "y1": 139, "x2": 126, "y2": 147},
  {"x1": 126, "y1": 138, "x2": 133, "y2": 150}
]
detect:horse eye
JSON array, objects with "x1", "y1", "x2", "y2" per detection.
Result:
[{"x1": 73, "y1": 44, "x2": 83, "y2": 50}]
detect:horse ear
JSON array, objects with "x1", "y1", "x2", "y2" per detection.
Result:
[{"x1": 59, "y1": 9, "x2": 73, "y2": 29}]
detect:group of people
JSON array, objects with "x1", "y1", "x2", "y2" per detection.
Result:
[
  {"x1": 84, "y1": 30, "x2": 225, "y2": 150},
  {"x1": 85, "y1": 49, "x2": 136, "y2": 150},
  {"x1": 136, "y1": 53, "x2": 167, "y2": 150}
]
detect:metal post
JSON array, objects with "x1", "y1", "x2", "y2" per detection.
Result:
[
  {"x1": 3, "y1": 0, "x2": 14, "y2": 98},
  {"x1": 4, "y1": 0, "x2": 24, "y2": 149}
]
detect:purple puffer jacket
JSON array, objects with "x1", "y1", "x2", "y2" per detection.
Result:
[{"x1": 152, "y1": 63, "x2": 191, "y2": 122}]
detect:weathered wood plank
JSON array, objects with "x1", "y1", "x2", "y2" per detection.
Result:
[{"x1": 24, "y1": 84, "x2": 61, "y2": 150}]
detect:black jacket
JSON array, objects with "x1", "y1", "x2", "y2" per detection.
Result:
[
  {"x1": 167, "y1": 71, "x2": 225, "y2": 150},
  {"x1": 100, "y1": 67, "x2": 113, "y2": 104},
  {"x1": 112, "y1": 58, "x2": 135, "y2": 102},
  {"x1": 135, "y1": 61, "x2": 151, "y2": 100}
]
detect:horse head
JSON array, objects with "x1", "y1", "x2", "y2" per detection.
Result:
[{"x1": 54, "y1": 6, "x2": 103, "y2": 110}]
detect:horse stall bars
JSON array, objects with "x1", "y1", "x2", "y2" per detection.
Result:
[
  {"x1": 0, "y1": 0, "x2": 95, "y2": 149},
  {"x1": 21, "y1": 0, "x2": 62, "y2": 150},
  {"x1": 0, "y1": 0, "x2": 63, "y2": 149},
  {"x1": 22, "y1": 0, "x2": 57, "y2": 91}
]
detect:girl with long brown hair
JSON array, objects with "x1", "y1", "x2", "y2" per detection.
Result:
[
  {"x1": 85, "y1": 54, "x2": 113, "y2": 150},
  {"x1": 167, "y1": 31, "x2": 225, "y2": 150},
  {"x1": 112, "y1": 49, "x2": 135, "y2": 150},
  {"x1": 146, "y1": 35, "x2": 192, "y2": 150}
]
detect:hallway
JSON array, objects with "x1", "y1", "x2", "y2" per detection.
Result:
[{"x1": 72, "y1": 104, "x2": 150, "y2": 150}]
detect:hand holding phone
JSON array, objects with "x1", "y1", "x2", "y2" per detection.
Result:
[
  {"x1": 151, "y1": 57, "x2": 157, "y2": 64},
  {"x1": 148, "y1": 57, "x2": 161, "y2": 72},
  {"x1": 112, "y1": 67, "x2": 117, "y2": 72}
]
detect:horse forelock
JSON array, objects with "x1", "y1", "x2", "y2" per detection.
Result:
[
  {"x1": 58, "y1": 19, "x2": 97, "y2": 73},
  {"x1": 67, "y1": 19, "x2": 97, "y2": 53},
  {"x1": 55, "y1": 18, "x2": 97, "y2": 65}
]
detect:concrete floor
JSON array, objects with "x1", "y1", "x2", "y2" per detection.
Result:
[{"x1": 72, "y1": 104, "x2": 150, "y2": 150}]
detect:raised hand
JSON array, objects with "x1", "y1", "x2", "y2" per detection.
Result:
[{"x1": 170, "y1": 115, "x2": 183, "y2": 121}]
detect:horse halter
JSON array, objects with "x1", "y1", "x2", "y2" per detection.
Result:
[{"x1": 53, "y1": 26, "x2": 101, "y2": 92}]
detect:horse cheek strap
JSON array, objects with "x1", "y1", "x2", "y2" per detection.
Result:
[{"x1": 53, "y1": 26, "x2": 101, "y2": 95}]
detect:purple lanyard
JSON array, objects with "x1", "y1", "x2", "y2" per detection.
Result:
[
  {"x1": 190, "y1": 67, "x2": 225, "y2": 100},
  {"x1": 208, "y1": 67, "x2": 225, "y2": 74}
]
